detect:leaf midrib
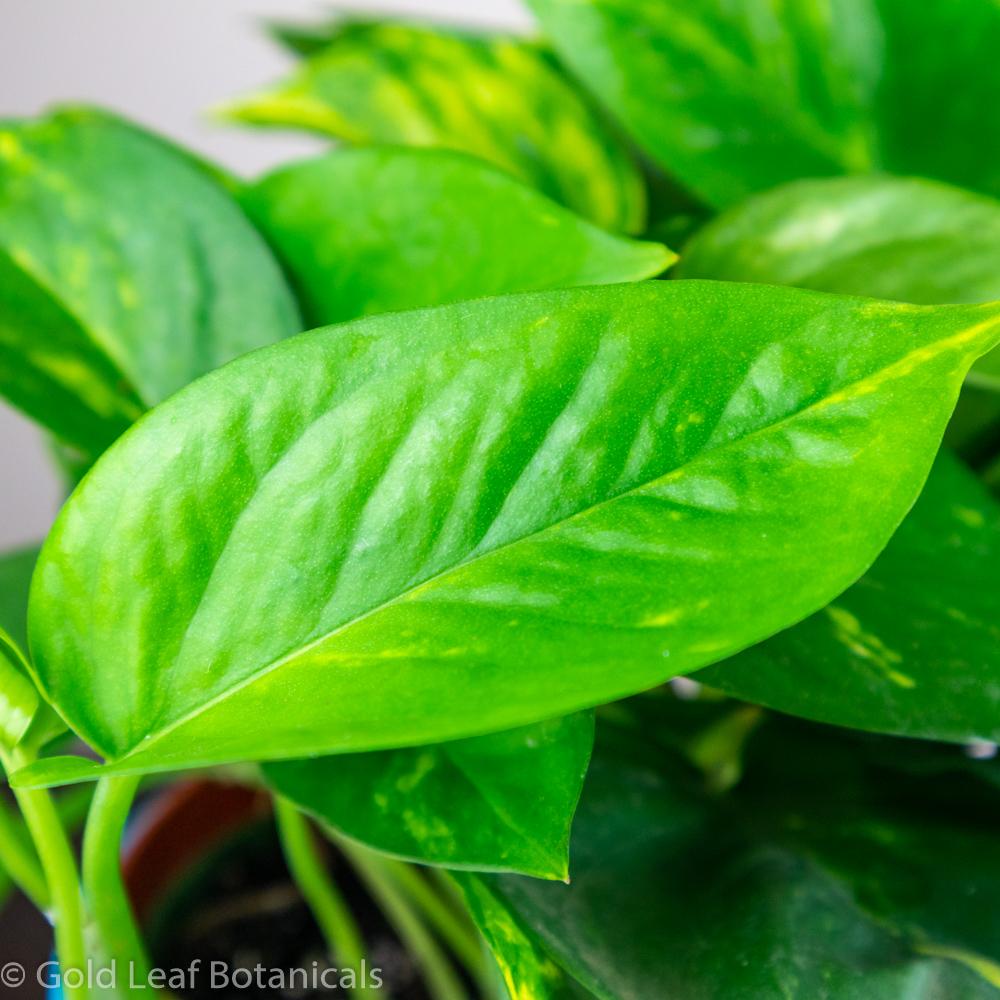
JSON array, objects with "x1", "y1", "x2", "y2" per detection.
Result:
[{"x1": 111, "y1": 307, "x2": 1000, "y2": 765}]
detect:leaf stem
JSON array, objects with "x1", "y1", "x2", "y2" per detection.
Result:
[
  {"x1": 336, "y1": 838, "x2": 466, "y2": 1000},
  {"x1": 274, "y1": 798, "x2": 367, "y2": 987},
  {"x1": 377, "y1": 859, "x2": 485, "y2": 980},
  {"x1": 0, "y1": 791, "x2": 49, "y2": 909},
  {"x1": 82, "y1": 775, "x2": 152, "y2": 992},
  {"x1": 2, "y1": 745, "x2": 89, "y2": 1000}
]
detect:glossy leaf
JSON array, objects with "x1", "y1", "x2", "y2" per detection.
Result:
[
  {"x1": 0, "y1": 107, "x2": 300, "y2": 453},
  {"x1": 264, "y1": 713, "x2": 594, "y2": 879},
  {"x1": 474, "y1": 707, "x2": 1000, "y2": 998},
  {"x1": 18, "y1": 284, "x2": 1000, "y2": 784},
  {"x1": 220, "y1": 21, "x2": 646, "y2": 233},
  {"x1": 678, "y1": 175, "x2": 1000, "y2": 386},
  {"x1": 528, "y1": 0, "x2": 1000, "y2": 208},
  {"x1": 243, "y1": 148, "x2": 671, "y2": 327},
  {"x1": 698, "y1": 452, "x2": 1000, "y2": 742}
]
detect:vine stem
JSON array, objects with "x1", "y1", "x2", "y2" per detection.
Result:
[
  {"x1": 274, "y1": 798, "x2": 368, "y2": 991},
  {"x1": 336, "y1": 837, "x2": 466, "y2": 1000},
  {"x1": 82, "y1": 775, "x2": 152, "y2": 993},
  {"x1": 1, "y1": 745, "x2": 89, "y2": 1000},
  {"x1": 377, "y1": 858, "x2": 486, "y2": 980},
  {"x1": 0, "y1": 792, "x2": 49, "y2": 910}
]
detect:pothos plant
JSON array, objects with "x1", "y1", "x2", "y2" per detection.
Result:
[{"x1": 2, "y1": 2, "x2": 1000, "y2": 998}]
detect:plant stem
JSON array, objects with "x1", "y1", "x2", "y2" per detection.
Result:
[
  {"x1": 337, "y1": 838, "x2": 466, "y2": 1000},
  {"x1": 274, "y1": 798, "x2": 367, "y2": 986},
  {"x1": 0, "y1": 792, "x2": 49, "y2": 909},
  {"x1": 2, "y1": 745, "x2": 89, "y2": 1000},
  {"x1": 379, "y1": 859, "x2": 485, "y2": 980},
  {"x1": 82, "y1": 775, "x2": 151, "y2": 991}
]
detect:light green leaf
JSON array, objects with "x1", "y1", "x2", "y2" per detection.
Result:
[
  {"x1": 670, "y1": 175, "x2": 1000, "y2": 741},
  {"x1": 528, "y1": 0, "x2": 1000, "y2": 208},
  {"x1": 263, "y1": 713, "x2": 594, "y2": 880},
  {"x1": 243, "y1": 148, "x2": 671, "y2": 327},
  {"x1": 18, "y1": 284, "x2": 1000, "y2": 783},
  {"x1": 0, "y1": 638, "x2": 40, "y2": 752},
  {"x1": 220, "y1": 21, "x2": 646, "y2": 233},
  {"x1": 698, "y1": 452, "x2": 1000, "y2": 742},
  {"x1": 0, "y1": 107, "x2": 300, "y2": 454},
  {"x1": 677, "y1": 175, "x2": 1000, "y2": 387},
  {"x1": 476, "y1": 705, "x2": 1000, "y2": 999}
]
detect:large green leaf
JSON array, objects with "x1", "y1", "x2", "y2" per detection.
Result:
[
  {"x1": 264, "y1": 712, "x2": 593, "y2": 879},
  {"x1": 698, "y1": 452, "x2": 1000, "y2": 742},
  {"x1": 242, "y1": 148, "x2": 671, "y2": 327},
  {"x1": 473, "y1": 706, "x2": 1000, "y2": 999},
  {"x1": 17, "y1": 284, "x2": 1000, "y2": 785},
  {"x1": 0, "y1": 107, "x2": 300, "y2": 454},
  {"x1": 528, "y1": 0, "x2": 1000, "y2": 209},
  {"x1": 220, "y1": 21, "x2": 646, "y2": 233},
  {"x1": 677, "y1": 175, "x2": 1000, "y2": 386},
  {"x1": 670, "y1": 175, "x2": 1000, "y2": 740}
]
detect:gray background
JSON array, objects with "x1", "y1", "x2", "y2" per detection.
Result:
[{"x1": 0, "y1": 0, "x2": 530, "y2": 549}]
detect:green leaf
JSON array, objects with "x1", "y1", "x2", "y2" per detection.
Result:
[
  {"x1": 474, "y1": 706, "x2": 1000, "y2": 998},
  {"x1": 528, "y1": 0, "x2": 1000, "y2": 208},
  {"x1": 20, "y1": 284, "x2": 1000, "y2": 782},
  {"x1": 527, "y1": 0, "x2": 881, "y2": 208},
  {"x1": 0, "y1": 545, "x2": 37, "y2": 655},
  {"x1": 0, "y1": 547, "x2": 64, "y2": 753},
  {"x1": 0, "y1": 639, "x2": 40, "y2": 752},
  {"x1": 450, "y1": 871, "x2": 588, "y2": 1000},
  {"x1": 242, "y1": 148, "x2": 672, "y2": 327},
  {"x1": 677, "y1": 175, "x2": 1000, "y2": 386},
  {"x1": 220, "y1": 21, "x2": 646, "y2": 233},
  {"x1": 0, "y1": 107, "x2": 300, "y2": 454},
  {"x1": 697, "y1": 452, "x2": 1000, "y2": 742},
  {"x1": 263, "y1": 713, "x2": 594, "y2": 880}
]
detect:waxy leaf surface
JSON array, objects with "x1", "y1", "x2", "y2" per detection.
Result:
[
  {"x1": 528, "y1": 0, "x2": 1000, "y2": 208},
  {"x1": 675, "y1": 175, "x2": 1000, "y2": 741},
  {"x1": 678, "y1": 175, "x2": 1000, "y2": 386},
  {"x1": 0, "y1": 108, "x2": 300, "y2": 453},
  {"x1": 474, "y1": 707, "x2": 1000, "y2": 999},
  {"x1": 222, "y1": 21, "x2": 645, "y2": 233},
  {"x1": 699, "y1": 452, "x2": 1000, "y2": 742},
  {"x1": 21, "y1": 283, "x2": 1000, "y2": 782},
  {"x1": 243, "y1": 149, "x2": 671, "y2": 327},
  {"x1": 264, "y1": 712, "x2": 594, "y2": 879}
]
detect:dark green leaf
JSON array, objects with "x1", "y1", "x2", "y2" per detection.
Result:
[
  {"x1": 474, "y1": 708, "x2": 1000, "y2": 998},
  {"x1": 264, "y1": 713, "x2": 593, "y2": 879},
  {"x1": 243, "y1": 148, "x2": 671, "y2": 328},
  {"x1": 677, "y1": 175, "x2": 1000, "y2": 385},
  {"x1": 699, "y1": 451, "x2": 1000, "y2": 742},
  {"x1": 221, "y1": 21, "x2": 646, "y2": 233},
  {"x1": 18, "y1": 284, "x2": 1000, "y2": 784},
  {"x1": 528, "y1": 0, "x2": 1000, "y2": 208},
  {"x1": 0, "y1": 107, "x2": 300, "y2": 454}
]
